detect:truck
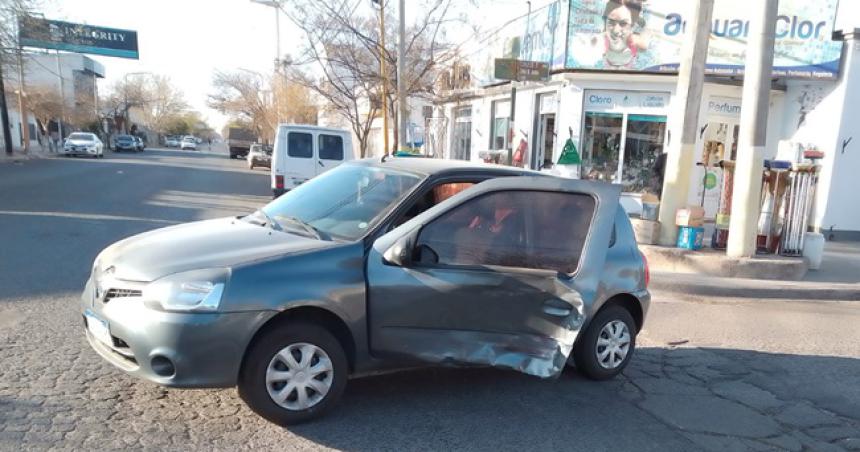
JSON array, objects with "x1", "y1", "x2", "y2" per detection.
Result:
[{"x1": 225, "y1": 127, "x2": 257, "y2": 159}]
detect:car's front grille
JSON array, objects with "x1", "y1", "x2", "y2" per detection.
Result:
[{"x1": 103, "y1": 288, "x2": 142, "y2": 303}]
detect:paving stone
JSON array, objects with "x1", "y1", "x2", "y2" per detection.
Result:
[
  {"x1": 838, "y1": 437, "x2": 860, "y2": 451},
  {"x1": 761, "y1": 434, "x2": 803, "y2": 452},
  {"x1": 775, "y1": 403, "x2": 840, "y2": 429},
  {"x1": 639, "y1": 395, "x2": 782, "y2": 438},
  {"x1": 807, "y1": 426, "x2": 860, "y2": 442},
  {"x1": 711, "y1": 381, "x2": 785, "y2": 411},
  {"x1": 632, "y1": 376, "x2": 711, "y2": 396},
  {"x1": 682, "y1": 432, "x2": 754, "y2": 451}
]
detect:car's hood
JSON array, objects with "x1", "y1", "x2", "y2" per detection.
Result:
[
  {"x1": 96, "y1": 217, "x2": 335, "y2": 282},
  {"x1": 66, "y1": 140, "x2": 94, "y2": 146}
]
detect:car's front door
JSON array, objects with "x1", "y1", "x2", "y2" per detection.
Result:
[{"x1": 366, "y1": 177, "x2": 621, "y2": 378}]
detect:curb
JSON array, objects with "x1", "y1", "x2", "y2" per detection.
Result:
[{"x1": 650, "y1": 273, "x2": 860, "y2": 302}]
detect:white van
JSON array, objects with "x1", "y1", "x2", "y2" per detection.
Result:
[{"x1": 271, "y1": 124, "x2": 354, "y2": 197}]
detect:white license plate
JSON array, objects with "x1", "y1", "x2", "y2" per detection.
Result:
[{"x1": 85, "y1": 310, "x2": 112, "y2": 346}]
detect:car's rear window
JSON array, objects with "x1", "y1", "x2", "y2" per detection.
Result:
[{"x1": 69, "y1": 133, "x2": 93, "y2": 141}]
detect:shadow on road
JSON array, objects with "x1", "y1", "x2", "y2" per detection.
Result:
[
  {"x1": 283, "y1": 347, "x2": 860, "y2": 451},
  {"x1": 0, "y1": 155, "x2": 270, "y2": 302}
]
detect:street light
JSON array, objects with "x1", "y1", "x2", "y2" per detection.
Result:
[{"x1": 250, "y1": 0, "x2": 283, "y2": 123}]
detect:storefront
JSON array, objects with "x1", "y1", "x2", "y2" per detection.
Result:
[{"x1": 436, "y1": 0, "x2": 860, "y2": 236}]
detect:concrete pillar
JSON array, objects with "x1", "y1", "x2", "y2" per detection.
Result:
[
  {"x1": 726, "y1": 0, "x2": 778, "y2": 258},
  {"x1": 657, "y1": 0, "x2": 715, "y2": 245}
]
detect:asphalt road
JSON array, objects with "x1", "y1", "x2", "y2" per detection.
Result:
[{"x1": 1, "y1": 148, "x2": 858, "y2": 451}]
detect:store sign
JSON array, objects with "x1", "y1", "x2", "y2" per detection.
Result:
[
  {"x1": 18, "y1": 17, "x2": 139, "y2": 59},
  {"x1": 707, "y1": 97, "x2": 743, "y2": 117},
  {"x1": 494, "y1": 58, "x2": 551, "y2": 81},
  {"x1": 584, "y1": 90, "x2": 670, "y2": 111},
  {"x1": 467, "y1": 0, "x2": 568, "y2": 86},
  {"x1": 566, "y1": 0, "x2": 842, "y2": 79}
]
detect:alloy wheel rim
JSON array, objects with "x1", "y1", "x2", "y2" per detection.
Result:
[
  {"x1": 265, "y1": 342, "x2": 334, "y2": 411},
  {"x1": 595, "y1": 320, "x2": 631, "y2": 369}
]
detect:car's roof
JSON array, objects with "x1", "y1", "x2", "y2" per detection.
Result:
[
  {"x1": 277, "y1": 124, "x2": 350, "y2": 135},
  {"x1": 350, "y1": 156, "x2": 542, "y2": 177}
]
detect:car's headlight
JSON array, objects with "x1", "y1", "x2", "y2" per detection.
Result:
[{"x1": 143, "y1": 268, "x2": 229, "y2": 312}]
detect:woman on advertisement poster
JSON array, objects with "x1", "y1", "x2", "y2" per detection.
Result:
[{"x1": 602, "y1": 0, "x2": 651, "y2": 68}]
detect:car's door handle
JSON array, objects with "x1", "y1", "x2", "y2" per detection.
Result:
[
  {"x1": 318, "y1": 160, "x2": 324, "y2": 167},
  {"x1": 543, "y1": 299, "x2": 573, "y2": 317}
]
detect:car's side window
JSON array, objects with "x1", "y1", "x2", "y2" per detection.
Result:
[
  {"x1": 528, "y1": 192, "x2": 595, "y2": 274},
  {"x1": 415, "y1": 191, "x2": 528, "y2": 268},
  {"x1": 415, "y1": 190, "x2": 595, "y2": 273},
  {"x1": 318, "y1": 134, "x2": 344, "y2": 160},
  {"x1": 288, "y1": 132, "x2": 313, "y2": 158},
  {"x1": 392, "y1": 181, "x2": 476, "y2": 228}
]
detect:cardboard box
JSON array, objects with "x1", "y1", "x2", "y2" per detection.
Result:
[
  {"x1": 675, "y1": 206, "x2": 705, "y2": 227},
  {"x1": 677, "y1": 226, "x2": 705, "y2": 250},
  {"x1": 640, "y1": 193, "x2": 660, "y2": 221},
  {"x1": 631, "y1": 219, "x2": 661, "y2": 245}
]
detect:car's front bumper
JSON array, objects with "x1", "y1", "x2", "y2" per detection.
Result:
[
  {"x1": 80, "y1": 278, "x2": 272, "y2": 388},
  {"x1": 64, "y1": 147, "x2": 97, "y2": 155}
]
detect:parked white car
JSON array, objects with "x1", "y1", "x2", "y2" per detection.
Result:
[
  {"x1": 63, "y1": 133, "x2": 104, "y2": 158},
  {"x1": 180, "y1": 136, "x2": 197, "y2": 150},
  {"x1": 271, "y1": 125, "x2": 353, "y2": 197}
]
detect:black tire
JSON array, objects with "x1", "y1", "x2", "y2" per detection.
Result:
[
  {"x1": 573, "y1": 305, "x2": 636, "y2": 380},
  {"x1": 239, "y1": 322, "x2": 348, "y2": 425}
]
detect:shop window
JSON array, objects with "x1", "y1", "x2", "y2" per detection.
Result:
[
  {"x1": 490, "y1": 100, "x2": 511, "y2": 150},
  {"x1": 582, "y1": 112, "x2": 623, "y2": 181},
  {"x1": 452, "y1": 107, "x2": 472, "y2": 160},
  {"x1": 622, "y1": 115, "x2": 667, "y2": 193}
]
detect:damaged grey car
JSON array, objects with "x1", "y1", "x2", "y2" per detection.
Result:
[{"x1": 81, "y1": 158, "x2": 650, "y2": 425}]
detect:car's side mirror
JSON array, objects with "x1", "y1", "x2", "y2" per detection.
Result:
[{"x1": 382, "y1": 235, "x2": 414, "y2": 267}]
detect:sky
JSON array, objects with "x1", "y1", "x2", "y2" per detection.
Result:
[
  {"x1": 46, "y1": 0, "x2": 306, "y2": 132},
  {"x1": 38, "y1": 0, "x2": 541, "y2": 132},
  {"x1": 28, "y1": 0, "x2": 860, "y2": 132}
]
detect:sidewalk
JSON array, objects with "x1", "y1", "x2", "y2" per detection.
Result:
[
  {"x1": 650, "y1": 241, "x2": 860, "y2": 302},
  {"x1": 0, "y1": 147, "x2": 53, "y2": 163}
]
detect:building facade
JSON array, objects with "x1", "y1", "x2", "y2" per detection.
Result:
[{"x1": 434, "y1": 0, "x2": 860, "y2": 238}]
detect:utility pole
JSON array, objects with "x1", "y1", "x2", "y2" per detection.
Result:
[
  {"x1": 397, "y1": 0, "x2": 407, "y2": 151},
  {"x1": 55, "y1": 51, "x2": 65, "y2": 143},
  {"x1": 18, "y1": 48, "x2": 30, "y2": 153},
  {"x1": 657, "y1": 0, "x2": 715, "y2": 245},
  {"x1": 727, "y1": 0, "x2": 779, "y2": 258},
  {"x1": 0, "y1": 58, "x2": 13, "y2": 156},
  {"x1": 377, "y1": 0, "x2": 390, "y2": 156}
]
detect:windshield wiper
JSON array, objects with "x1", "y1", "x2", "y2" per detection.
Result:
[
  {"x1": 248, "y1": 210, "x2": 282, "y2": 232},
  {"x1": 279, "y1": 216, "x2": 330, "y2": 241}
]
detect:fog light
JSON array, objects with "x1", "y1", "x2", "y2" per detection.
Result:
[{"x1": 151, "y1": 355, "x2": 175, "y2": 377}]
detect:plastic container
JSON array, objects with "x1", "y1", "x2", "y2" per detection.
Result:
[
  {"x1": 677, "y1": 226, "x2": 704, "y2": 250},
  {"x1": 802, "y1": 232, "x2": 825, "y2": 270},
  {"x1": 641, "y1": 202, "x2": 660, "y2": 221}
]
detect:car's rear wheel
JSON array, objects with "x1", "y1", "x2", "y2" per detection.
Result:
[
  {"x1": 573, "y1": 305, "x2": 636, "y2": 380},
  {"x1": 239, "y1": 322, "x2": 348, "y2": 425}
]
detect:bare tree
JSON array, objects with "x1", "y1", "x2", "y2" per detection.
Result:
[
  {"x1": 280, "y1": 0, "x2": 462, "y2": 156},
  {"x1": 208, "y1": 70, "x2": 317, "y2": 143},
  {"x1": 25, "y1": 85, "x2": 63, "y2": 145},
  {"x1": 139, "y1": 75, "x2": 189, "y2": 135},
  {"x1": 208, "y1": 70, "x2": 274, "y2": 142}
]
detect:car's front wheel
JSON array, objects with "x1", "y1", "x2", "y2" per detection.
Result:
[
  {"x1": 573, "y1": 305, "x2": 636, "y2": 380},
  {"x1": 239, "y1": 322, "x2": 348, "y2": 425}
]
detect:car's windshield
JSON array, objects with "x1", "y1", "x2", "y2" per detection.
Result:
[
  {"x1": 183, "y1": 137, "x2": 195, "y2": 142},
  {"x1": 68, "y1": 133, "x2": 93, "y2": 141},
  {"x1": 259, "y1": 164, "x2": 422, "y2": 240},
  {"x1": 117, "y1": 135, "x2": 132, "y2": 140}
]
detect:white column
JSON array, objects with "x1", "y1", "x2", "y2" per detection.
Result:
[
  {"x1": 727, "y1": 0, "x2": 779, "y2": 258},
  {"x1": 657, "y1": 0, "x2": 715, "y2": 245}
]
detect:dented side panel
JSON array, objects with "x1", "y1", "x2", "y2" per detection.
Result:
[{"x1": 366, "y1": 177, "x2": 621, "y2": 378}]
